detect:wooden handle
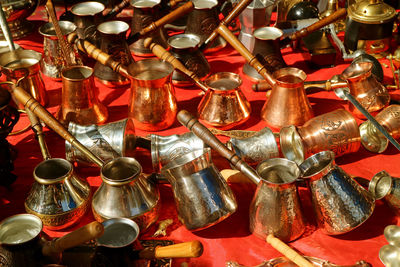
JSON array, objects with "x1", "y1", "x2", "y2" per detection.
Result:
[
  {"x1": 139, "y1": 241, "x2": 204, "y2": 259},
  {"x1": 215, "y1": 24, "x2": 275, "y2": 87},
  {"x1": 168, "y1": 0, "x2": 187, "y2": 8},
  {"x1": 143, "y1": 37, "x2": 209, "y2": 92},
  {"x1": 177, "y1": 110, "x2": 261, "y2": 184},
  {"x1": 45, "y1": 0, "x2": 78, "y2": 66},
  {"x1": 25, "y1": 109, "x2": 51, "y2": 161},
  {"x1": 103, "y1": 0, "x2": 130, "y2": 20},
  {"x1": 9, "y1": 84, "x2": 104, "y2": 167},
  {"x1": 139, "y1": 1, "x2": 194, "y2": 37},
  {"x1": 203, "y1": 0, "x2": 253, "y2": 48},
  {"x1": 67, "y1": 33, "x2": 130, "y2": 79},
  {"x1": 266, "y1": 234, "x2": 314, "y2": 267},
  {"x1": 42, "y1": 222, "x2": 104, "y2": 258},
  {"x1": 289, "y1": 8, "x2": 347, "y2": 41}
]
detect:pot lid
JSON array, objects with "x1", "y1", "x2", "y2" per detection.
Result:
[{"x1": 348, "y1": 0, "x2": 396, "y2": 24}]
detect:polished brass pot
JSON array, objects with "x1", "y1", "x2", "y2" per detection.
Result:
[{"x1": 92, "y1": 157, "x2": 160, "y2": 232}]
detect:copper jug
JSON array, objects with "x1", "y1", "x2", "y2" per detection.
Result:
[
  {"x1": 340, "y1": 61, "x2": 389, "y2": 119},
  {"x1": 129, "y1": 0, "x2": 168, "y2": 56},
  {"x1": 260, "y1": 67, "x2": 314, "y2": 129},
  {"x1": 93, "y1": 20, "x2": 134, "y2": 87},
  {"x1": 128, "y1": 58, "x2": 177, "y2": 131},
  {"x1": 280, "y1": 109, "x2": 361, "y2": 164},
  {"x1": 167, "y1": 33, "x2": 210, "y2": 86},
  {"x1": 71, "y1": 1, "x2": 105, "y2": 44},
  {"x1": 359, "y1": 105, "x2": 400, "y2": 153},
  {"x1": 0, "y1": 49, "x2": 48, "y2": 109},
  {"x1": 198, "y1": 72, "x2": 251, "y2": 129},
  {"x1": 185, "y1": 0, "x2": 227, "y2": 53},
  {"x1": 56, "y1": 65, "x2": 108, "y2": 126},
  {"x1": 242, "y1": 26, "x2": 286, "y2": 81}
]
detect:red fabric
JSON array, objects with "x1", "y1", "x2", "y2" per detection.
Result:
[{"x1": 1, "y1": 5, "x2": 398, "y2": 267}]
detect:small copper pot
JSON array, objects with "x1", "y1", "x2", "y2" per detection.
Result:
[
  {"x1": 197, "y1": 72, "x2": 251, "y2": 129},
  {"x1": 280, "y1": 109, "x2": 361, "y2": 164},
  {"x1": 360, "y1": 105, "x2": 400, "y2": 153}
]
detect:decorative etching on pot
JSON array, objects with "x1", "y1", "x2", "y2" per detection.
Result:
[
  {"x1": 319, "y1": 118, "x2": 350, "y2": 156},
  {"x1": 200, "y1": 17, "x2": 217, "y2": 35}
]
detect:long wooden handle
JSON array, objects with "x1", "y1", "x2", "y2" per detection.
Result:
[
  {"x1": 8, "y1": 84, "x2": 104, "y2": 167},
  {"x1": 42, "y1": 222, "x2": 104, "y2": 258},
  {"x1": 45, "y1": 0, "x2": 78, "y2": 66},
  {"x1": 289, "y1": 8, "x2": 347, "y2": 41},
  {"x1": 103, "y1": 0, "x2": 130, "y2": 20},
  {"x1": 216, "y1": 24, "x2": 275, "y2": 87},
  {"x1": 143, "y1": 37, "x2": 209, "y2": 92},
  {"x1": 177, "y1": 110, "x2": 261, "y2": 184},
  {"x1": 202, "y1": 0, "x2": 253, "y2": 49},
  {"x1": 140, "y1": 1, "x2": 194, "y2": 37},
  {"x1": 25, "y1": 109, "x2": 51, "y2": 161},
  {"x1": 67, "y1": 32, "x2": 130, "y2": 79},
  {"x1": 266, "y1": 234, "x2": 314, "y2": 267},
  {"x1": 139, "y1": 241, "x2": 204, "y2": 259}
]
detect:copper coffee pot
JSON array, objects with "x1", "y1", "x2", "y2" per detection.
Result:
[{"x1": 213, "y1": 23, "x2": 314, "y2": 128}]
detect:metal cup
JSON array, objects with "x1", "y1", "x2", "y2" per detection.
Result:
[
  {"x1": 161, "y1": 148, "x2": 237, "y2": 231},
  {"x1": 0, "y1": 49, "x2": 48, "y2": 109},
  {"x1": 39, "y1": 21, "x2": 77, "y2": 79},
  {"x1": 150, "y1": 132, "x2": 206, "y2": 172},
  {"x1": 299, "y1": 151, "x2": 375, "y2": 235},
  {"x1": 238, "y1": 0, "x2": 274, "y2": 52},
  {"x1": 243, "y1": 27, "x2": 286, "y2": 81},
  {"x1": 56, "y1": 65, "x2": 108, "y2": 126},
  {"x1": 66, "y1": 118, "x2": 136, "y2": 167},
  {"x1": 198, "y1": 72, "x2": 251, "y2": 129},
  {"x1": 227, "y1": 127, "x2": 279, "y2": 165},
  {"x1": 360, "y1": 105, "x2": 400, "y2": 153},
  {"x1": 369, "y1": 170, "x2": 400, "y2": 216},
  {"x1": 280, "y1": 109, "x2": 361, "y2": 164},
  {"x1": 249, "y1": 158, "x2": 305, "y2": 242},
  {"x1": 167, "y1": 33, "x2": 210, "y2": 86}
]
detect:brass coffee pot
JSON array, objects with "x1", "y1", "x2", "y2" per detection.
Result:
[{"x1": 344, "y1": 0, "x2": 397, "y2": 57}]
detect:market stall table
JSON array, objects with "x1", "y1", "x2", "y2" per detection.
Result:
[{"x1": 1, "y1": 4, "x2": 400, "y2": 267}]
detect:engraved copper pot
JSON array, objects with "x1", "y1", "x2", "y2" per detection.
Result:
[
  {"x1": 39, "y1": 21, "x2": 77, "y2": 80},
  {"x1": 56, "y1": 65, "x2": 108, "y2": 126},
  {"x1": 249, "y1": 158, "x2": 305, "y2": 242},
  {"x1": 359, "y1": 105, "x2": 400, "y2": 153},
  {"x1": 66, "y1": 118, "x2": 136, "y2": 167},
  {"x1": 198, "y1": 72, "x2": 251, "y2": 129},
  {"x1": 128, "y1": 58, "x2": 177, "y2": 131},
  {"x1": 243, "y1": 26, "x2": 286, "y2": 81},
  {"x1": 260, "y1": 67, "x2": 314, "y2": 130},
  {"x1": 280, "y1": 109, "x2": 361, "y2": 164},
  {"x1": 369, "y1": 170, "x2": 400, "y2": 215},
  {"x1": 167, "y1": 33, "x2": 210, "y2": 86},
  {"x1": 238, "y1": 0, "x2": 274, "y2": 52},
  {"x1": 299, "y1": 151, "x2": 375, "y2": 235},
  {"x1": 129, "y1": 0, "x2": 168, "y2": 56},
  {"x1": 150, "y1": 132, "x2": 206, "y2": 172},
  {"x1": 161, "y1": 148, "x2": 237, "y2": 231},
  {"x1": 92, "y1": 157, "x2": 160, "y2": 232},
  {"x1": 0, "y1": 214, "x2": 43, "y2": 267},
  {"x1": 226, "y1": 127, "x2": 279, "y2": 165},
  {"x1": 0, "y1": 49, "x2": 47, "y2": 109},
  {"x1": 24, "y1": 158, "x2": 91, "y2": 230},
  {"x1": 71, "y1": 1, "x2": 105, "y2": 44},
  {"x1": 185, "y1": 0, "x2": 226, "y2": 53},
  {"x1": 94, "y1": 20, "x2": 134, "y2": 87},
  {"x1": 340, "y1": 61, "x2": 389, "y2": 119}
]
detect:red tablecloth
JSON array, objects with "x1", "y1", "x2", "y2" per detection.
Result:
[{"x1": 1, "y1": 4, "x2": 400, "y2": 267}]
